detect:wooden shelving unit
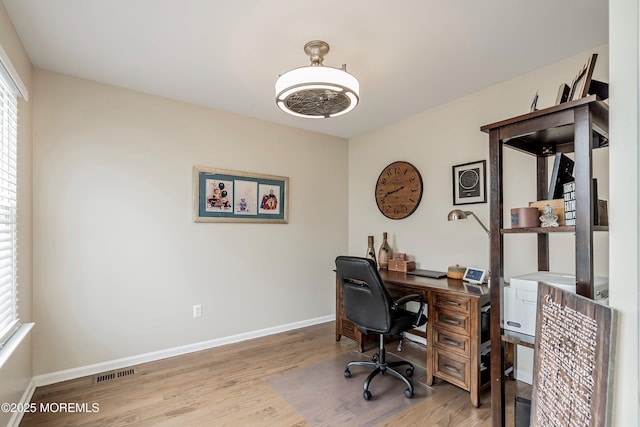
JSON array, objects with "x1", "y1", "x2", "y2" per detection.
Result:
[{"x1": 480, "y1": 95, "x2": 609, "y2": 426}]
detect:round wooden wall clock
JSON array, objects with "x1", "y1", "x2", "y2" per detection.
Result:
[{"x1": 375, "y1": 161, "x2": 423, "y2": 219}]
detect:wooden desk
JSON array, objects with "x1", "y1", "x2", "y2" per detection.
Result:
[{"x1": 335, "y1": 269, "x2": 491, "y2": 407}]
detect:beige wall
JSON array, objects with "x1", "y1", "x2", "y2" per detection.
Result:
[
  {"x1": 348, "y1": 46, "x2": 609, "y2": 281},
  {"x1": 0, "y1": 2, "x2": 34, "y2": 427},
  {"x1": 31, "y1": 70, "x2": 348, "y2": 375}
]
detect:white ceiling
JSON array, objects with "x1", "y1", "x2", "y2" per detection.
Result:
[{"x1": 3, "y1": 0, "x2": 608, "y2": 139}]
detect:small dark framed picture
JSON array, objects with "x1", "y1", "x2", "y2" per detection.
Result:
[{"x1": 452, "y1": 160, "x2": 486, "y2": 205}]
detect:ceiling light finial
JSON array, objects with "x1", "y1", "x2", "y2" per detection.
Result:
[
  {"x1": 275, "y1": 40, "x2": 359, "y2": 119},
  {"x1": 305, "y1": 40, "x2": 329, "y2": 65}
]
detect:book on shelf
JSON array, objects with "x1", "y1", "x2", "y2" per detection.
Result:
[{"x1": 563, "y1": 181, "x2": 576, "y2": 226}]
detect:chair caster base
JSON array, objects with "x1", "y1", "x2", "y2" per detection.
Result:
[{"x1": 344, "y1": 334, "x2": 417, "y2": 401}]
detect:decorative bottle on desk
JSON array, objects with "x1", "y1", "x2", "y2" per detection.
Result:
[
  {"x1": 378, "y1": 232, "x2": 392, "y2": 269},
  {"x1": 366, "y1": 236, "x2": 377, "y2": 266}
]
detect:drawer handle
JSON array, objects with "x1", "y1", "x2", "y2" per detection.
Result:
[
  {"x1": 441, "y1": 317, "x2": 462, "y2": 326},
  {"x1": 443, "y1": 364, "x2": 462, "y2": 374},
  {"x1": 441, "y1": 300, "x2": 461, "y2": 307},
  {"x1": 442, "y1": 337, "x2": 463, "y2": 348}
]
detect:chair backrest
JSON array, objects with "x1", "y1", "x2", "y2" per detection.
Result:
[{"x1": 335, "y1": 256, "x2": 392, "y2": 334}]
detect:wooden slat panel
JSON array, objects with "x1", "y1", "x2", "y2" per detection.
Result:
[{"x1": 531, "y1": 284, "x2": 615, "y2": 427}]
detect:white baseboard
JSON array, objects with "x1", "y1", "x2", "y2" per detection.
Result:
[
  {"x1": 34, "y1": 315, "x2": 334, "y2": 387},
  {"x1": 7, "y1": 378, "x2": 36, "y2": 427}
]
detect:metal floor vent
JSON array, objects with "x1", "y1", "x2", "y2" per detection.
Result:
[{"x1": 94, "y1": 368, "x2": 136, "y2": 383}]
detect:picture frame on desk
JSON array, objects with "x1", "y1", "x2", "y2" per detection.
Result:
[
  {"x1": 193, "y1": 165, "x2": 289, "y2": 223},
  {"x1": 452, "y1": 160, "x2": 486, "y2": 205}
]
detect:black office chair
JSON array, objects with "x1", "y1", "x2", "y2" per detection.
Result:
[{"x1": 335, "y1": 256, "x2": 427, "y2": 400}]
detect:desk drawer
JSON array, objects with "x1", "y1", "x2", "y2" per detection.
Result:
[
  {"x1": 340, "y1": 318, "x2": 358, "y2": 341},
  {"x1": 433, "y1": 328, "x2": 470, "y2": 358},
  {"x1": 432, "y1": 309, "x2": 470, "y2": 336},
  {"x1": 432, "y1": 292, "x2": 471, "y2": 313},
  {"x1": 434, "y1": 349, "x2": 470, "y2": 390}
]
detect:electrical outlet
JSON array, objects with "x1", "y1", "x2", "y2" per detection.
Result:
[{"x1": 193, "y1": 304, "x2": 202, "y2": 318}]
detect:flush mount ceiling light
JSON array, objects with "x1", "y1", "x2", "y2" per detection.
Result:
[{"x1": 275, "y1": 40, "x2": 359, "y2": 119}]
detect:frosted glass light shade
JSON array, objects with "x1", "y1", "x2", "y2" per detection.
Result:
[{"x1": 275, "y1": 65, "x2": 359, "y2": 118}]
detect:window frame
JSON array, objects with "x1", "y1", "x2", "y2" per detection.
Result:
[{"x1": 0, "y1": 44, "x2": 30, "y2": 364}]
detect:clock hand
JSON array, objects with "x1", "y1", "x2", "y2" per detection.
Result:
[{"x1": 385, "y1": 186, "x2": 405, "y2": 196}]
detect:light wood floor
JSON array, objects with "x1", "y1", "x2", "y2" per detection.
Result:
[{"x1": 20, "y1": 322, "x2": 527, "y2": 426}]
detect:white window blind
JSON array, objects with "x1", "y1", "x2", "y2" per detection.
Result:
[{"x1": 0, "y1": 63, "x2": 19, "y2": 349}]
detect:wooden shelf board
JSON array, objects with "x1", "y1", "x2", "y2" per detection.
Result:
[
  {"x1": 502, "y1": 225, "x2": 608, "y2": 234},
  {"x1": 501, "y1": 330, "x2": 535, "y2": 349}
]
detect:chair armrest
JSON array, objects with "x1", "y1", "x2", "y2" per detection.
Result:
[{"x1": 392, "y1": 294, "x2": 426, "y2": 327}]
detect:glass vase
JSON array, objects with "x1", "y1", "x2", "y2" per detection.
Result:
[{"x1": 378, "y1": 232, "x2": 392, "y2": 269}]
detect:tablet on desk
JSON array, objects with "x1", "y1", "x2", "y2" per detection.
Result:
[{"x1": 405, "y1": 269, "x2": 447, "y2": 279}]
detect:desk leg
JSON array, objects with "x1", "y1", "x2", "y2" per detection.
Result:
[
  {"x1": 470, "y1": 385, "x2": 480, "y2": 408},
  {"x1": 470, "y1": 301, "x2": 480, "y2": 408},
  {"x1": 425, "y1": 319, "x2": 434, "y2": 386}
]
